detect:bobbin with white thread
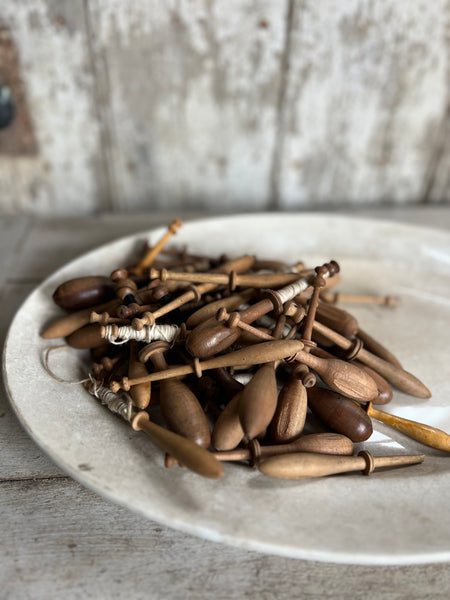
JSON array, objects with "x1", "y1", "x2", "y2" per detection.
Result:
[{"x1": 100, "y1": 323, "x2": 180, "y2": 345}]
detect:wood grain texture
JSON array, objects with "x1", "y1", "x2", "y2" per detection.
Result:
[
  {"x1": 0, "y1": 2, "x2": 450, "y2": 214},
  {"x1": 1, "y1": 477, "x2": 450, "y2": 600},
  {"x1": 86, "y1": 0, "x2": 289, "y2": 211},
  {"x1": 0, "y1": 0, "x2": 105, "y2": 215},
  {"x1": 277, "y1": 0, "x2": 450, "y2": 208}
]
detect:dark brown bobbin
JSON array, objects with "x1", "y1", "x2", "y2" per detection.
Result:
[
  {"x1": 111, "y1": 269, "x2": 139, "y2": 306},
  {"x1": 52, "y1": 276, "x2": 115, "y2": 311}
]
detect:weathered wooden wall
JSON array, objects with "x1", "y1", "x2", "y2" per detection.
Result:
[{"x1": 0, "y1": 0, "x2": 448, "y2": 215}]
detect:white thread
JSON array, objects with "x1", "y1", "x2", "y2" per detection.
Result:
[
  {"x1": 275, "y1": 273, "x2": 315, "y2": 305},
  {"x1": 88, "y1": 376, "x2": 133, "y2": 422},
  {"x1": 102, "y1": 324, "x2": 180, "y2": 345},
  {"x1": 43, "y1": 345, "x2": 90, "y2": 385},
  {"x1": 275, "y1": 270, "x2": 331, "y2": 305}
]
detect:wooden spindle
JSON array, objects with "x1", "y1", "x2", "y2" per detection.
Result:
[
  {"x1": 185, "y1": 288, "x2": 257, "y2": 329},
  {"x1": 131, "y1": 413, "x2": 223, "y2": 478},
  {"x1": 186, "y1": 261, "x2": 338, "y2": 359},
  {"x1": 365, "y1": 402, "x2": 450, "y2": 452},
  {"x1": 319, "y1": 290, "x2": 401, "y2": 307},
  {"x1": 139, "y1": 341, "x2": 211, "y2": 449},
  {"x1": 213, "y1": 433, "x2": 354, "y2": 463},
  {"x1": 110, "y1": 339, "x2": 305, "y2": 391},
  {"x1": 311, "y1": 320, "x2": 431, "y2": 398},
  {"x1": 258, "y1": 450, "x2": 425, "y2": 479},
  {"x1": 132, "y1": 254, "x2": 256, "y2": 329},
  {"x1": 208, "y1": 309, "x2": 378, "y2": 402},
  {"x1": 132, "y1": 219, "x2": 183, "y2": 276},
  {"x1": 85, "y1": 380, "x2": 223, "y2": 478},
  {"x1": 356, "y1": 328, "x2": 403, "y2": 369},
  {"x1": 150, "y1": 268, "x2": 308, "y2": 290}
]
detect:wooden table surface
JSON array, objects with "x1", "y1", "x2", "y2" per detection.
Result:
[{"x1": 1, "y1": 208, "x2": 449, "y2": 599}]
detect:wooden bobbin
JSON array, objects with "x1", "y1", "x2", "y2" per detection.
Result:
[
  {"x1": 110, "y1": 339, "x2": 305, "y2": 392},
  {"x1": 132, "y1": 254, "x2": 256, "y2": 330},
  {"x1": 200, "y1": 307, "x2": 378, "y2": 403},
  {"x1": 139, "y1": 341, "x2": 211, "y2": 450},
  {"x1": 307, "y1": 387, "x2": 374, "y2": 442},
  {"x1": 211, "y1": 392, "x2": 245, "y2": 451},
  {"x1": 52, "y1": 275, "x2": 116, "y2": 311},
  {"x1": 149, "y1": 268, "x2": 309, "y2": 291},
  {"x1": 311, "y1": 320, "x2": 430, "y2": 398},
  {"x1": 364, "y1": 402, "x2": 450, "y2": 452},
  {"x1": 258, "y1": 451, "x2": 425, "y2": 479},
  {"x1": 213, "y1": 433, "x2": 355, "y2": 464},
  {"x1": 269, "y1": 364, "x2": 310, "y2": 444},
  {"x1": 132, "y1": 219, "x2": 183, "y2": 276},
  {"x1": 186, "y1": 261, "x2": 338, "y2": 360}
]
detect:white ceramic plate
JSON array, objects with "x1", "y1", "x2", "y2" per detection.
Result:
[{"x1": 3, "y1": 214, "x2": 450, "y2": 565}]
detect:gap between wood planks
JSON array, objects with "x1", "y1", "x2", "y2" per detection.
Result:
[
  {"x1": 0, "y1": 473, "x2": 71, "y2": 484},
  {"x1": 268, "y1": 0, "x2": 296, "y2": 211},
  {"x1": 82, "y1": 0, "x2": 117, "y2": 212},
  {"x1": 421, "y1": 98, "x2": 450, "y2": 204}
]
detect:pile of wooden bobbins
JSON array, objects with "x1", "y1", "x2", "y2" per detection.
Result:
[{"x1": 41, "y1": 220, "x2": 450, "y2": 481}]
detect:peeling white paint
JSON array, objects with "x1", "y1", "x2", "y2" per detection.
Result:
[{"x1": 0, "y1": 0, "x2": 100, "y2": 215}]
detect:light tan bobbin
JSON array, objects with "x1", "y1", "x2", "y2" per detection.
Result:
[
  {"x1": 258, "y1": 450, "x2": 425, "y2": 479},
  {"x1": 363, "y1": 402, "x2": 450, "y2": 452},
  {"x1": 235, "y1": 315, "x2": 287, "y2": 442},
  {"x1": 311, "y1": 346, "x2": 393, "y2": 406},
  {"x1": 319, "y1": 290, "x2": 401, "y2": 307},
  {"x1": 213, "y1": 432, "x2": 354, "y2": 465},
  {"x1": 41, "y1": 297, "x2": 122, "y2": 339},
  {"x1": 131, "y1": 219, "x2": 183, "y2": 276}
]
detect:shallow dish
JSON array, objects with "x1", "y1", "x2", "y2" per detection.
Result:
[{"x1": 3, "y1": 213, "x2": 450, "y2": 565}]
